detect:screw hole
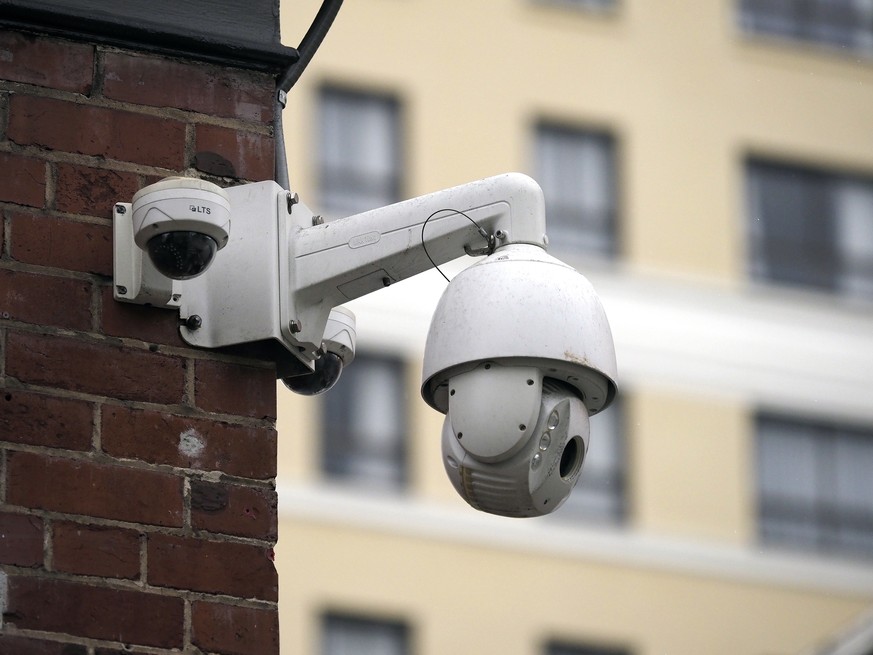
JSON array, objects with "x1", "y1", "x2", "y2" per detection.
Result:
[
  {"x1": 519, "y1": 424, "x2": 526, "y2": 431},
  {"x1": 483, "y1": 363, "x2": 491, "y2": 370},
  {"x1": 457, "y1": 432, "x2": 463, "y2": 439},
  {"x1": 450, "y1": 389, "x2": 455, "y2": 396},
  {"x1": 526, "y1": 379, "x2": 534, "y2": 386}
]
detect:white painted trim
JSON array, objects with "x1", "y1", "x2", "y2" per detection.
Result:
[
  {"x1": 278, "y1": 482, "x2": 873, "y2": 598},
  {"x1": 346, "y1": 263, "x2": 873, "y2": 422}
]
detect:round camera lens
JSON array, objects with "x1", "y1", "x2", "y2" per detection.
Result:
[
  {"x1": 559, "y1": 436, "x2": 584, "y2": 480},
  {"x1": 146, "y1": 231, "x2": 218, "y2": 280},
  {"x1": 282, "y1": 352, "x2": 344, "y2": 396}
]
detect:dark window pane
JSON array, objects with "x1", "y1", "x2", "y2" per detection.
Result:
[
  {"x1": 323, "y1": 614, "x2": 409, "y2": 655},
  {"x1": 756, "y1": 413, "x2": 873, "y2": 559},
  {"x1": 535, "y1": 123, "x2": 618, "y2": 257},
  {"x1": 322, "y1": 353, "x2": 407, "y2": 490},
  {"x1": 319, "y1": 87, "x2": 401, "y2": 217},
  {"x1": 746, "y1": 159, "x2": 873, "y2": 299}
]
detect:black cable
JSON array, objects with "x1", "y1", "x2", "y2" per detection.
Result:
[
  {"x1": 279, "y1": 0, "x2": 345, "y2": 93},
  {"x1": 274, "y1": 0, "x2": 345, "y2": 188},
  {"x1": 421, "y1": 209, "x2": 494, "y2": 283}
]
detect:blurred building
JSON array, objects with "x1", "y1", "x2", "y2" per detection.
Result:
[{"x1": 276, "y1": 1, "x2": 873, "y2": 654}]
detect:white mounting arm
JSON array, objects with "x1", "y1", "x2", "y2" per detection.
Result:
[
  {"x1": 114, "y1": 172, "x2": 550, "y2": 378},
  {"x1": 284, "y1": 173, "x2": 548, "y2": 355}
]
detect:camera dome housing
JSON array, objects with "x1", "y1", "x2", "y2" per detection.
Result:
[
  {"x1": 421, "y1": 243, "x2": 617, "y2": 517},
  {"x1": 132, "y1": 177, "x2": 231, "y2": 280},
  {"x1": 421, "y1": 243, "x2": 617, "y2": 414}
]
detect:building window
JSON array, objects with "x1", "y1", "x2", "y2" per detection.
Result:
[
  {"x1": 321, "y1": 353, "x2": 407, "y2": 490},
  {"x1": 554, "y1": 400, "x2": 626, "y2": 524},
  {"x1": 739, "y1": 0, "x2": 873, "y2": 56},
  {"x1": 546, "y1": 640, "x2": 630, "y2": 655},
  {"x1": 318, "y1": 87, "x2": 402, "y2": 217},
  {"x1": 322, "y1": 613, "x2": 410, "y2": 655},
  {"x1": 534, "y1": 123, "x2": 618, "y2": 257},
  {"x1": 746, "y1": 159, "x2": 873, "y2": 299},
  {"x1": 756, "y1": 413, "x2": 873, "y2": 559}
]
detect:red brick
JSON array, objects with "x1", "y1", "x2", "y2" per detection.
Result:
[
  {"x1": 7, "y1": 95, "x2": 185, "y2": 169},
  {"x1": 102, "y1": 406, "x2": 276, "y2": 479},
  {"x1": 192, "y1": 602, "x2": 279, "y2": 655},
  {"x1": 0, "y1": 511, "x2": 43, "y2": 567},
  {"x1": 6, "y1": 451, "x2": 184, "y2": 527},
  {"x1": 0, "y1": 635, "x2": 86, "y2": 655},
  {"x1": 52, "y1": 521, "x2": 140, "y2": 579},
  {"x1": 10, "y1": 212, "x2": 112, "y2": 275},
  {"x1": 102, "y1": 51, "x2": 274, "y2": 123},
  {"x1": 4, "y1": 574, "x2": 184, "y2": 649},
  {"x1": 0, "y1": 151, "x2": 46, "y2": 207},
  {"x1": 195, "y1": 359, "x2": 276, "y2": 420},
  {"x1": 147, "y1": 533, "x2": 277, "y2": 600},
  {"x1": 6, "y1": 332, "x2": 186, "y2": 404},
  {"x1": 0, "y1": 389, "x2": 93, "y2": 450},
  {"x1": 0, "y1": 32, "x2": 93, "y2": 93},
  {"x1": 0, "y1": 267, "x2": 92, "y2": 330},
  {"x1": 194, "y1": 123, "x2": 274, "y2": 181},
  {"x1": 55, "y1": 162, "x2": 140, "y2": 217},
  {"x1": 100, "y1": 285, "x2": 187, "y2": 348},
  {"x1": 191, "y1": 480, "x2": 277, "y2": 540}
]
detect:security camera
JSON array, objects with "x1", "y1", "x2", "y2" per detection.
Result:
[
  {"x1": 131, "y1": 177, "x2": 231, "y2": 280},
  {"x1": 113, "y1": 173, "x2": 617, "y2": 518},
  {"x1": 421, "y1": 242, "x2": 617, "y2": 517},
  {"x1": 441, "y1": 364, "x2": 590, "y2": 517},
  {"x1": 282, "y1": 306, "x2": 357, "y2": 395}
]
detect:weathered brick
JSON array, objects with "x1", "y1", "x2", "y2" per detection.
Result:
[
  {"x1": 10, "y1": 212, "x2": 112, "y2": 276},
  {"x1": 0, "y1": 634, "x2": 86, "y2": 655},
  {"x1": 52, "y1": 521, "x2": 141, "y2": 579},
  {"x1": 102, "y1": 51, "x2": 274, "y2": 123},
  {"x1": 99, "y1": 285, "x2": 187, "y2": 348},
  {"x1": 6, "y1": 332, "x2": 186, "y2": 405},
  {"x1": 0, "y1": 31, "x2": 93, "y2": 93},
  {"x1": 101, "y1": 406, "x2": 277, "y2": 479},
  {"x1": 6, "y1": 451, "x2": 184, "y2": 527},
  {"x1": 195, "y1": 359, "x2": 276, "y2": 420},
  {"x1": 192, "y1": 601, "x2": 279, "y2": 655},
  {"x1": 194, "y1": 123, "x2": 274, "y2": 181},
  {"x1": 0, "y1": 151, "x2": 45, "y2": 207},
  {"x1": 191, "y1": 480, "x2": 277, "y2": 540},
  {"x1": 7, "y1": 95, "x2": 186, "y2": 169},
  {"x1": 147, "y1": 533, "x2": 277, "y2": 600},
  {"x1": 3, "y1": 575, "x2": 184, "y2": 649},
  {"x1": 0, "y1": 511, "x2": 43, "y2": 567},
  {"x1": 0, "y1": 389, "x2": 93, "y2": 450},
  {"x1": 55, "y1": 162, "x2": 140, "y2": 217},
  {"x1": 0, "y1": 268, "x2": 92, "y2": 330}
]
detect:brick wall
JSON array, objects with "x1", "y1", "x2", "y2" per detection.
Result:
[{"x1": 0, "y1": 28, "x2": 281, "y2": 655}]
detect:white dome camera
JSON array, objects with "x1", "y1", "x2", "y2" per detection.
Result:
[
  {"x1": 422, "y1": 243, "x2": 617, "y2": 518},
  {"x1": 132, "y1": 177, "x2": 231, "y2": 280}
]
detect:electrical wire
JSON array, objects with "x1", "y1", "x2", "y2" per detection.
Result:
[
  {"x1": 421, "y1": 209, "x2": 494, "y2": 283},
  {"x1": 274, "y1": 0, "x2": 345, "y2": 188}
]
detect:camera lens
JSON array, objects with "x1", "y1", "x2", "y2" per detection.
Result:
[
  {"x1": 146, "y1": 231, "x2": 218, "y2": 280},
  {"x1": 282, "y1": 352, "x2": 344, "y2": 396},
  {"x1": 559, "y1": 436, "x2": 584, "y2": 480}
]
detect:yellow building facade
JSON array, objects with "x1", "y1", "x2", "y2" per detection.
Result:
[{"x1": 277, "y1": 1, "x2": 873, "y2": 654}]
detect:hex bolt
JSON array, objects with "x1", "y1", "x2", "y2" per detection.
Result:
[
  {"x1": 312, "y1": 215, "x2": 324, "y2": 226},
  {"x1": 287, "y1": 192, "x2": 299, "y2": 213},
  {"x1": 184, "y1": 315, "x2": 202, "y2": 330},
  {"x1": 289, "y1": 319, "x2": 302, "y2": 334}
]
